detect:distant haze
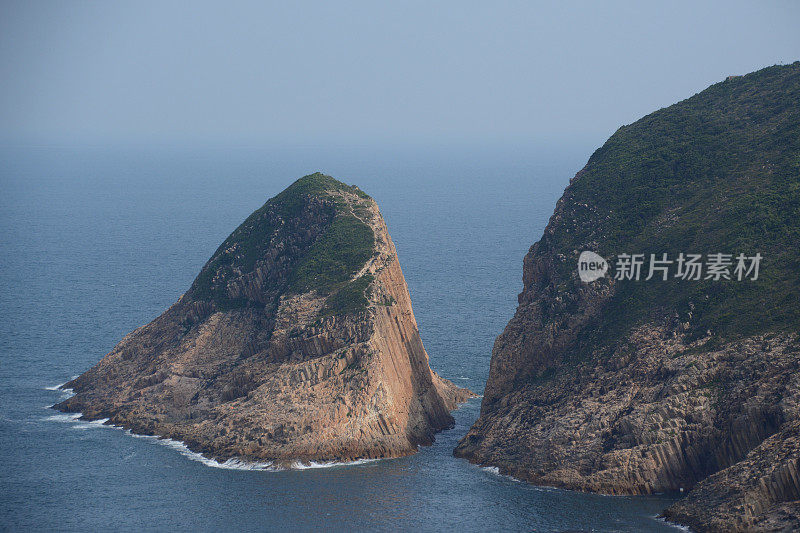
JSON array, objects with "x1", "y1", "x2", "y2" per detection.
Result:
[{"x1": 1, "y1": 1, "x2": 799, "y2": 148}]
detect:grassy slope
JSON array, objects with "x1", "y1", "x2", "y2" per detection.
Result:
[
  {"x1": 189, "y1": 173, "x2": 375, "y2": 314},
  {"x1": 549, "y1": 63, "x2": 800, "y2": 352}
]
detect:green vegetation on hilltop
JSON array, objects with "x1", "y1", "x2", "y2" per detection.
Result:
[
  {"x1": 289, "y1": 214, "x2": 374, "y2": 294},
  {"x1": 271, "y1": 172, "x2": 371, "y2": 214},
  {"x1": 322, "y1": 274, "x2": 374, "y2": 316},
  {"x1": 189, "y1": 172, "x2": 375, "y2": 315},
  {"x1": 548, "y1": 62, "x2": 800, "y2": 350}
]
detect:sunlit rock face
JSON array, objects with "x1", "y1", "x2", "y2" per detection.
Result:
[{"x1": 57, "y1": 173, "x2": 471, "y2": 465}]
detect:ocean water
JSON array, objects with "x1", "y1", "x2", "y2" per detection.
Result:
[{"x1": 0, "y1": 143, "x2": 681, "y2": 532}]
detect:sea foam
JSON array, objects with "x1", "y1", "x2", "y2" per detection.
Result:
[
  {"x1": 43, "y1": 381, "x2": 380, "y2": 471},
  {"x1": 290, "y1": 458, "x2": 378, "y2": 470},
  {"x1": 71, "y1": 418, "x2": 111, "y2": 430},
  {"x1": 127, "y1": 434, "x2": 278, "y2": 470},
  {"x1": 45, "y1": 379, "x2": 76, "y2": 402},
  {"x1": 478, "y1": 464, "x2": 522, "y2": 483},
  {"x1": 43, "y1": 412, "x2": 82, "y2": 423}
]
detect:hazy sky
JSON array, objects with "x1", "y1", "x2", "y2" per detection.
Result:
[{"x1": 2, "y1": 1, "x2": 799, "y2": 147}]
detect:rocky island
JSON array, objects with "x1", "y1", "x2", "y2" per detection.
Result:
[
  {"x1": 57, "y1": 173, "x2": 471, "y2": 465},
  {"x1": 455, "y1": 63, "x2": 800, "y2": 531}
]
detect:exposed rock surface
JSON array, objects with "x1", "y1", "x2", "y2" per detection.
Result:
[
  {"x1": 57, "y1": 173, "x2": 471, "y2": 464},
  {"x1": 455, "y1": 63, "x2": 800, "y2": 531},
  {"x1": 664, "y1": 418, "x2": 800, "y2": 531}
]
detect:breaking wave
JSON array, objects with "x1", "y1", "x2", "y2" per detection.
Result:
[
  {"x1": 290, "y1": 458, "x2": 378, "y2": 470},
  {"x1": 43, "y1": 380, "x2": 381, "y2": 472}
]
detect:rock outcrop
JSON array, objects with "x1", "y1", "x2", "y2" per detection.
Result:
[
  {"x1": 455, "y1": 63, "x2": 800, "y2": 531},
  {"x1": 57, "y1": 173, "x2": 471, "y2": 464},
  {"x1": 664, "y1": 418, "x2": 800, "y2": 531}
]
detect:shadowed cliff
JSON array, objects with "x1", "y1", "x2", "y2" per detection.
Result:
[{"x1": 455, "y1": 63, "x2": 800, "y2": 531}]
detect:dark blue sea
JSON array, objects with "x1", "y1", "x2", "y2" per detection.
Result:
[{"x1": 0, "y1": 143, "x2": 682, "y2": 531}]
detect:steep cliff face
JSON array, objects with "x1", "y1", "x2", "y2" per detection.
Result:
[
  {"x1": 57, "y1": 173, "x2": 471, "y2": 464},
  {"x1": 455, "y1": 63, "x2": 800, "y2": 531},
  {"x1": 664, "y1": 418, "x2": 800, "y2": 531}
]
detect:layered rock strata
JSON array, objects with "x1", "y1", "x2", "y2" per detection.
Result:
[
  {"x1": 58, "y1": 173, "x2": 471, "y2": 464},
  {"x1": 455, "y1": 63, "x2": 800, "y2": 531}
]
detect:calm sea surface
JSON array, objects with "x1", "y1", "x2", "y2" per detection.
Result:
[{"x1": 0, "y1": 143, "x2": 681, "y2": 531}]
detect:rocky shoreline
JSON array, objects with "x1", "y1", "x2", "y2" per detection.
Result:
[
  {"x1": 56, "y1": 174, "x2": 472, "y2": 464},
  {"x1": 456, "y1": 63, "x2": 800, "y2": 531}
]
